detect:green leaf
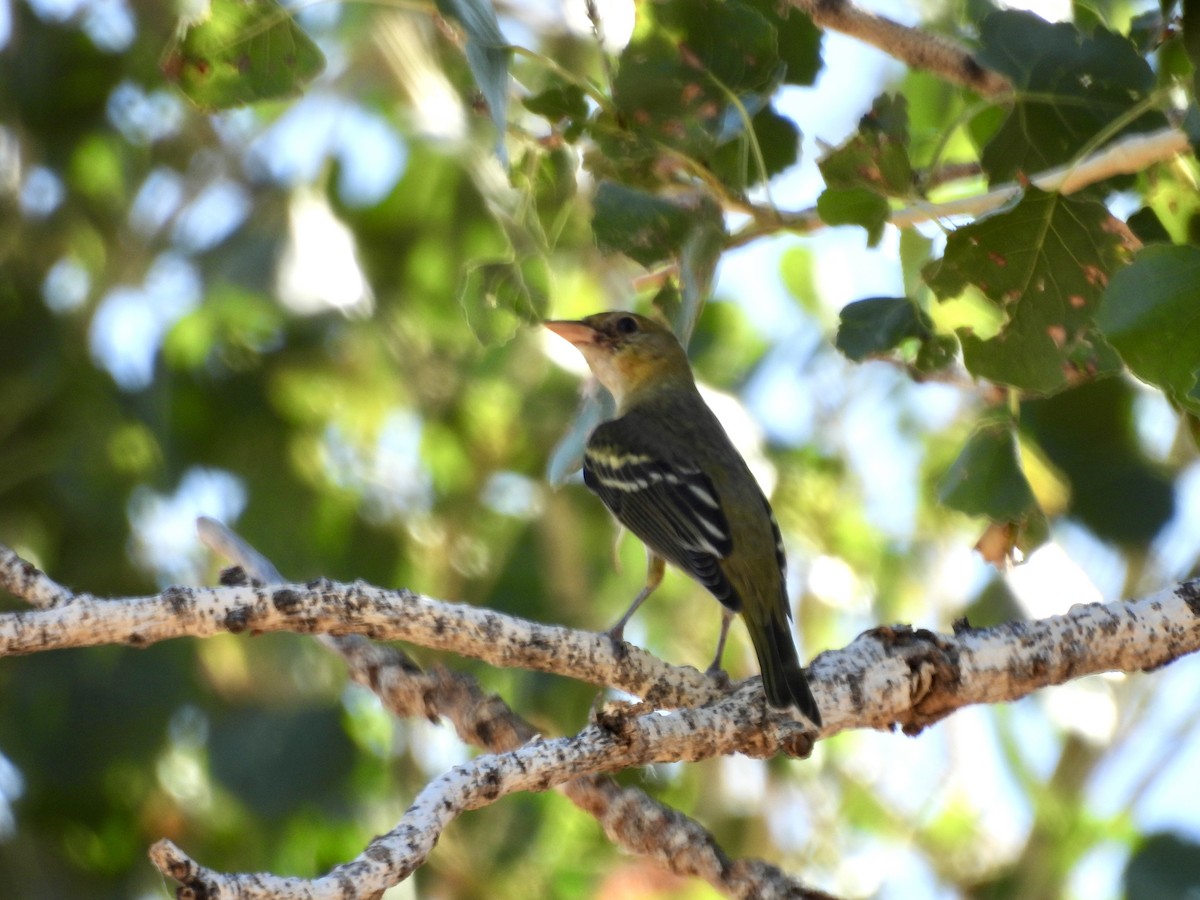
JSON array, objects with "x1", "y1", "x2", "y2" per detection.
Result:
[
  {"x1": 709, "y1": 105, "x2": 801, "y2": 190},
  {"x1": 1128, "y1": 9, "x2": 1166, "y2": 55},
  {"x1": 1022, "y1": 378, "x2": 1175, "y2": 545},
  {"x1": 1125, "y1": 206, "x2": 1171, "y2": 245},
  {"x1": 162, "y1": 0, "x2": 325, "y2": 110},
  {"x1": 899, "y1": 227, "x2": 934, "y2": 296},
  {"x1": 591, "y1": 183, "x2": 722, "y2": 330},
  {"x1": 591, "y1": 182, "x2": 693, "y2": 267},
  {"x1": 923, "y1": 187, "x2": 1129, "y2": 394},
  {"x1": 650, "y1": 0, "x2": 781, "y2": 96},
  {"x1": 1183, "y1": 0, "x2": 1200, "y2": 98},
  {"x1": 1096, "y1": 244, "x2": 1200, "y2": 414},
  {"x1": 1125, "y1": 833, "x2": 1200, "y2": 898},
  {"x1": 583, "y1": 110, "x2": 661, "y2": 184},
  {"x1": 976, "y1": 11, "x2": 1167, "y2": 184},
  {"x1": 522, "y1": 83, "x2": 588, "y2": 131},
  {"x1": 511, "y1": 146, "x2": 578, "y2": 240},
  {"x1": 939, "y1": 420, "x2": 1040, "y2": 523},
  {"x1": 915, "y1": 334, "x2": 959, "y2": 373},
  {"x1": 739, "y1": 0, "x2": 822, "y2": 86},
  {"x1": 818, "y1": 94, "x2": 913, "y2": 197},
  {"x1": 676, "y1": 198, "x2": 726, "y2": 344},
  {"x1": 459, "y1": 256, "x2": 549, "y2": 345},
  {"x1": 611, "y1": 34, "x2": 719, "y2": 158},
  {"x1": 436, "y1": 0, "x2": 511, "y2": 164},
  {"x1": 611, "y1": 0, "x2": 781, "y2": 159},
  {"x1": 835, "y1": 297, "x2": 932, "y2": 361},
  {"x1": 816, "y1": 187, "x2": 889, "y2": 246}
]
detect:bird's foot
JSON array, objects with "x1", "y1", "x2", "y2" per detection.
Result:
[
  {"x1": 605, "y1": 626, "x2": 629, "y2": 661},
  {"x1": 704, "y1": 665, "x2": 732, "y2": 691}
]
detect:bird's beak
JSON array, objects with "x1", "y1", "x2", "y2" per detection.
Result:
[{"x1": 544, "y1": 320, "x2": 599, "y2": 347}]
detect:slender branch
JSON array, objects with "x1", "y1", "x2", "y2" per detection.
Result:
[
  {"x1": 890, "y1": 126, "x2": 1191, "y2": 228},
  {"x1": 4, "y1": 546, "x2": 1200, "y2": 733},
  {"x1": 729, "y1": 125, "x2": 1191, "y2": 246},
  {"x1": 0, "y1": 570, "x2": 722, "y2": 708},
  {"x1": 196, "y1": 519, "x2": 828, "y2": 899},
  {"x1": 790, "y1": 0, "x2": 1011, "y2": 97},
  {"x1": 0, "y1": 545, "x2": 79, "y2": 609},
  {"x1": 152, "y1": 684, "x2": 813, "y2": 899},
  {"x1": 5, "y1": 544, "x2": 1200, "y2": 897}
]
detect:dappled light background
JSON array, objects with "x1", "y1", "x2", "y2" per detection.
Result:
[{"x1": 2, "y1": 0, "x2": 1199, "y2": 897}]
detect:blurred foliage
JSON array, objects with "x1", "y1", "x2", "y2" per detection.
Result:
[{"x1": 1, "y1": 0, "x2": 1200, "y2": 897}]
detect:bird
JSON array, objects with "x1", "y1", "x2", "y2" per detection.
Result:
[{"x1": 544, "y1": 311, "x2": 821, "y2": 725}]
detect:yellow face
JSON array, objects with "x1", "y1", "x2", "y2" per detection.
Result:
[{"x1": 544, "y1": 312, "x2": 690, "y2": 408}]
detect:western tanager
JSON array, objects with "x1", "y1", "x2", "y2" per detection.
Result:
[{"x1": 546, "y1": 311, "x2": 821, "y2": 724}]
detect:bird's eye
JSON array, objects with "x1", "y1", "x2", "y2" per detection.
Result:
[{"x1": 616, "y1": 316, "x2": 639, "y2": 335}]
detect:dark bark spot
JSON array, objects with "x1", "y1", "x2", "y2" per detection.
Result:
[
  {"x1": 594, "y1": 705, "x2": 634, "y2": 741},
  {"x1": 480, "y1": 768, "x2": 502, "y2": 801},
  {"x1": 1177, "y1": 580, "x2": 1200, "y2": 617},
  {"x1": 365, "y1": 842, "x2": 395, "y2": 866},
  {"x1": 962, "y1": 55, "x2": 988, "y2": 85},
  {"x1": 224, "y1": 606, "x2": 251, "y2": 633},
  {"x1": 272, "y1": 589, "x2": 302, "y2": 613},
  {"x1": 847, "y1": 668, "x2": 864, "y2": 713},
  {"x1": 163, "y1": 586, "x2": 192, "y2": 614},
  {"x1": 218, "y1": 566, "x2": 249, "y2": 587}
]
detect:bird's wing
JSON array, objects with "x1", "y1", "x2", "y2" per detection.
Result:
[{"x1": 583, "y1": 427, "x2": 740, "y2": 611}]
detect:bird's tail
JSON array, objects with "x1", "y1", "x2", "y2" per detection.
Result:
[{"x1": 746, "y1": 612, "x2": 822, "y2": 726}]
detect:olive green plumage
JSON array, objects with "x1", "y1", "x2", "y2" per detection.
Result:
[{"x1": 546, "y1": 312, "x2": 821, "y2": 725}]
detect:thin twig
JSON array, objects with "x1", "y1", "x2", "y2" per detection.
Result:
[{"x1": 727, "y1": 126, "x2": 1190, "y2": 245}]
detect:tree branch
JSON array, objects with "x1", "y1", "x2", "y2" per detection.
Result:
[
  {"x1": 790, "y1": 0, "x2": 1011, "y2": 97},
  {"x1": 0, "y1": 557, "x2": 722, "y2": 709},
  {"x1": 889, "y1": 125, "x2": 1191, "y2": 229},
  {"x1": 4, "y1": 545, "x2": 1200, "y2": 733},
  {"x1": 729, "y1": 125, "x2": 1190, "y2": 247},
  {"x1": 4, "y1": 543, "x2": 1200, "y2": 897},
  {"x1": 195, "y1": 519, "x2": 830, "y2": 899},
  {"x1": 151, "y1": 684, "x2": 814, "y2": 899}
]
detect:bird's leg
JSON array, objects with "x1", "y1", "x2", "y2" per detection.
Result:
[
  {"x1": 706, "y1": 607, "x2": 735, "y2": 674},
  {"x1": 607, "y1": 552, "x2": 664, "y2": 643}
]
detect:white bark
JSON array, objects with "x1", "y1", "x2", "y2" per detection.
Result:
[
  {"x1": 194, "y1": 519, "x2": 827, "y2": 899},
  {"x1": 891, "y1": 126, "x2": 1191, "y2": 230},
  {"x1": 3, "y1": 540, "x2": 1199, "y2": 899}
]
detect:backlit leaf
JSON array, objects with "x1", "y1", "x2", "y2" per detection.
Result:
[
  {"x1": 976, "y1": 11, "x2": 1167, "y2": 184},
  {"x1": 835, "y1": 296, "x2": 932, "y2": 362},
  {"x1": 923, "y1": 187, "x2": 1130, "y2": 394},
  {"x1": 1096, "y1": 244, "x2": 1200, "y2": 415},
  {"x1": 436, "y1": 0, "x2": 511, "y2": 163},
  {"x1": 819, "y1": 94, "x2": 913, "y2": 197},
  {"x1": 163, "y1": 0, "x2": 324, "y2": 110}
]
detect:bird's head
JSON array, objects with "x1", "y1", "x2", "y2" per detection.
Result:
[{"x1": 544, "y1": 312, "x2": 693, "y2": 410}]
